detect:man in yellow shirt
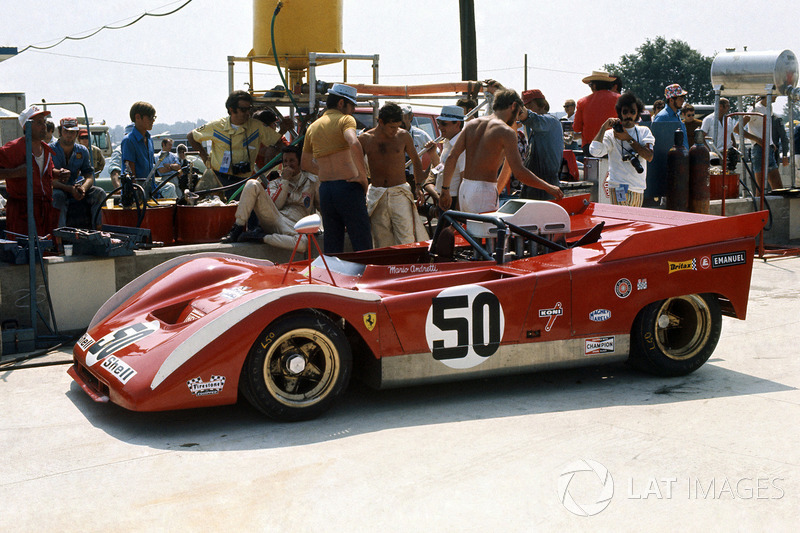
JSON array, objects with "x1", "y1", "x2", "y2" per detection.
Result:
[
  {"x1": 301, "y1": 83, "x2": 372, "y2": 253},
  {"x1": 189, "y1": 90, "x2": 288, "y2": 198}
]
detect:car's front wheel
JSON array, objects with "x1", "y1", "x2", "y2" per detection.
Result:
[
  {"x1": 241, "y1": 311, "x2": 352, "y2": 421},
  {"x1": 629, "y1": 293, "x2": 722, "y2": 376}
]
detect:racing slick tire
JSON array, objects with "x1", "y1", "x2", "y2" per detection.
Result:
[
  {"x1": 629, "y1": 293, "x2": 722, "y2": 377},
  {"x1": 241, "y1": 311, "x2": 352, "y2": 421}
]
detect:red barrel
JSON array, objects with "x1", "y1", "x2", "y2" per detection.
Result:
[
  {"x1": 175, "y1": 204, "x2": 237, "y2": 243},
  {"x1": 689, "y1": 129, "x2": 710, "y2": 214},
  {"x1": 101, "y1": 203, "x2": 176, "y2": 244},
  {"x1": 666, "y1": 129, "x2": 689, "y2": 211}
]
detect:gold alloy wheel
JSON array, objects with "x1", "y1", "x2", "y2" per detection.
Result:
[{"x1": 652, "y1": 294, "x2": 713, "y2": 361}]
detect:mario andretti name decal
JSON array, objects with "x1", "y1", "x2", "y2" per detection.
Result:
[
  {"x1": 187, "y1": 375, "x2": 226, "y2": 396},
  {"x1": 426, "y1": 284, "x2": 505, "y2": 370},
  {"x1": 84, "y1": 321, "x2": 160, "y2": 367}
]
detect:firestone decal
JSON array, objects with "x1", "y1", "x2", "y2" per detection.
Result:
[
  {"x1": 585, "y1": 336, "x2": 615, "y2": 355},
  {"x1": 615, "y1": 278, "x2": 632, "y2": 299},
  {"x1": 589, "y1": 309, "x2": 611, "y2": 322},
  {"x1": 425, "y1": 284, "x2": 505, "y2": 370},
  {"x1": 538, "y1": 302, "x2": 563, "y2": 332},
  {"x1": 85, "y1": 321, "x2": 160, "y2": 367},
  {"x1": 187, "y1": 375, "x2": 226, "y2": 396},
  {"x1": 712, "y1": 251, "x2": 747, "y2": 268},
  {"x1": 668, "y1": 259, "x2": 696, "y2": 273}
]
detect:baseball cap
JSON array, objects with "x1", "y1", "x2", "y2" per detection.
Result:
[
  {"x1": 522, "y1": 89, "x2": 545, "y2": 105},
  {"x1": 17, "y1": 105, "x2": 51, "y2": 128},
  {"x1": 60, "y1": 117, "x2": 80, "y2": 131},
  {"x1": 328, "y1": 83, "x2": 358, "y2": 105},
  {"x1": 665, "y1": 84, "x2": 688, "y2": 99}
]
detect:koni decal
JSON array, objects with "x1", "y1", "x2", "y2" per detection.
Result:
[{"x1": 538, "y1": 302, "x2": 563, "y2": 332}]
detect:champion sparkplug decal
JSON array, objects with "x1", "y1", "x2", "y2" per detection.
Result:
[
  {"x1": 585, "y1": 336, "x2": 615, "y2": 355},
  {"x1": 85, "y1": 321, "x2": 160, "y2": 367}
]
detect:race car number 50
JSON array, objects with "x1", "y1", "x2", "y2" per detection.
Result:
[{"x1": 425, "y1": 285, "x2": 505, "y2": 369}]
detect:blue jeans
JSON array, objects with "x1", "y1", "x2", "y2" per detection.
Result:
[
  {"x1": 319, "y1": 180, "x2": 372, "y2": 253},
  {"x1": 751, "y1": 144, "x2": 777, "y2": 173}
]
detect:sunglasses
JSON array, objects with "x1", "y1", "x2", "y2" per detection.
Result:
[{"x1": 238, "y1": 106, "x2": 252, "y2": 113}]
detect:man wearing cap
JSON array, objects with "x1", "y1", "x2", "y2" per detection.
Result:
[
  {"x1": 573, "y1": 70, "x2": 620, "y2": 156},
  {"x1": 517, "y1": 89, "x2": 564, "y2": 200},
  {"x1": 401, "y1": 105, "x2": 440, "y2": 178},
  {"x1": 78, "y1": 128, "x2": 105, "y2": 176},
  {"x1": 359, "y1": 102, "x2": 428, "y2": 248},
  {"x1": 439, "y1": 89, "x2": 564, "y2": 214},
  {"x1": 423, "y1": 105, "x2": 467, "y2": 209},
  {"x1": 0, "y1": 105, "x2": 65, "y2": 236},
  {"x1": 301, "y1": 83, "x2": 372, "y2": 253},
  {"x1": 189, "y1": 90, "x2": 288, "y2": 198},
  {"x1": 653, "y1": 83, "x2": 689, "y2": 149},
  {"x1": 50, "y1": 117, "x2": 105, "y2": 229}
]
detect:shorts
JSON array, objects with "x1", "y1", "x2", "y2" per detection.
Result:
[
  {"x1": 458, "y1": 179, "x2": 499, "y2": 214},
  {"x1": 752, "y1": 144, "x2": 777, "y2": 172}
]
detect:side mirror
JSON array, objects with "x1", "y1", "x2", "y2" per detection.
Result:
[{"x1": 294, "y1": 214, "x2": 321, "y2": 234}]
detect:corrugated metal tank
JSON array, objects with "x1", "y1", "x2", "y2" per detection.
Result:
[
  {"x1": 710, "y1": 50, "x2": 798, "y2": 96},
  {"x1": 252, "y1": 0, "x2": 343, "y2": 68}
]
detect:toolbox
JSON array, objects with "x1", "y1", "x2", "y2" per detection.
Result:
[{"x1": 2, "y1": 320, "x2": 35, "y2": 355}]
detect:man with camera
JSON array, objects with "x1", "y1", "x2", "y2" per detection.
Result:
[
  {"x1": 189, "y1": 90, "x2": 287, "y2": 198},
  {"x1": 589, "y1": 91, "x2": 654, "y2": 207}
]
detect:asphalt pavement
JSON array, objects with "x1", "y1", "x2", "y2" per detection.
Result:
[{"x1": 1, "y1": 254, "x2": 799, "y2": 532}]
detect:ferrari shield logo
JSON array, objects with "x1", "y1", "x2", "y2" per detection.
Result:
[{"x1": 363, "y1": 313, "x2": 377, "y2": 331}]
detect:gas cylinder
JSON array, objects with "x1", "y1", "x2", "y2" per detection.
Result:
[
  {"x1": 689, "y1": 129, "x2": 710, "y2": 214},
  {"x1": 666, "y1": 129, "x2": 689, "y2": 211}
]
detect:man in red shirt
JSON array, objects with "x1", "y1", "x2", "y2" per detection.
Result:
[
  {"x1": 0, "y1": 105, "x2": 68, "y2": 237},
  {"x1": 573, "y1": 70, "x2": 620, "y2": 157}
]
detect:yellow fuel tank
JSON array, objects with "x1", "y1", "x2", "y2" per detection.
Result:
[{"x1": 252, "y1": 0, "x2": 343, "y2": 69}]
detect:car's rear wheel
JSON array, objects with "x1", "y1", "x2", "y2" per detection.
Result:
[
  {"x1": 629, "y1": 293, "x2": 722, "y2": 376},
  {"x1": 241, "y1": 311, "x2": 352, "y2": 421}
]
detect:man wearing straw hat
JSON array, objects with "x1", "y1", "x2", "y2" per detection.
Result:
[
  {"x1": 573, "y1": 70, "x2": 620, "y2": 156},
  {"x1": 301, "y1": 83, "x2": 372, "y2": 253}
]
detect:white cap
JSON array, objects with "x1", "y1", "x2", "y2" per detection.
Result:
[
  {"x1": 18, "y1": 105, "x2": 51, "y2": 128},
  {"x1": 328, "y1": 83, "x2": 358, "y2": 105}
]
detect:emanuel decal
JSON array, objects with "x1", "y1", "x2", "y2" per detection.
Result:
[
  {"x1": 585, "y1": 336, "x2": 615, "y2": 355},
  {"x1": 589, "y1": 309, "x2": 611, "y2": 322},
  {"x1": 615, "y1": 278, "x2": 632, "y2": 299},
  {"x1": 85, "y1": 321, "x2": 160, "y2": 367},
  {"x1": 712, "y1": 251, "x2": 747, "y2": 268},
  {"x1": 187, "y1": 375, "x2": 226, "y2": 396},
  {"x1": 668, "y1": 259, "x2": 696, "y2": 273},
  {"x1": 101, "y1": 356, "x2": 137, "y2": 384},
  {"x1": 538, "y1": 302, "x2": 563, "y2": 332}
]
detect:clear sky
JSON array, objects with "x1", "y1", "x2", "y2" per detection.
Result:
[{"x1": 1, "y1": 0, "x2": 797, "y2": 129}]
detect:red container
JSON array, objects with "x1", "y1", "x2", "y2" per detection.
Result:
[
  {"x1": 175, "y1": 204, "x2": 237, "y2": 243},
  {"x1": 101, "y1": 204, "x2": 176, "y2": 244},
  {"x1": 710, "y1": 173, "x2": 739, "y2": 200}
]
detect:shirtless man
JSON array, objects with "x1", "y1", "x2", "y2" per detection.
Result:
[
  {"x1": 301, "y1": 83, "x2": 372, "y2": 253},
  {"x1": 439, "y1": 89, "x2": 564, "y2": 213},
  {"x1": 358, "y1": 102, "x2": 428, "y2": 248}
]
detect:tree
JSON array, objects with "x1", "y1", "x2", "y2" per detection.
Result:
[{"x1": 604, "y1": 37, "x2": 714, "y2": 106}]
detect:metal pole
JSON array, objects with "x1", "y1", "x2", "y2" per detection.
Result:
[
  {"x1": 790, "y1": 88, "x2": 798, "y2": 188},
  {"x1": 459, "y1": 0, "x2": 477, "y2": 81},
  {"x1": 24, "y1": 121, "x2": 37, "y2": 340},
  {"x1": 524, "y1": 54, "x2": 528, "y2": 90},
  {"x1": 227, "y1": 56, "x2": 235, "y2": 94}
]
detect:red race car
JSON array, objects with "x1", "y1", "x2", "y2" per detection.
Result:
[{"x1": 69, "y1": 196, "x2": 766, "y2": 421}]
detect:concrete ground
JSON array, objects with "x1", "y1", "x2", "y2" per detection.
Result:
[{"x1": 1, "y1": 255, "x2": 799, "y2": 532}]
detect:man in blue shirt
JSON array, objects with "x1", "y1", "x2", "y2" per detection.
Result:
[
  {"x1": 653, "y1": 83, "x2": 690, "y2": 149},
  {"x1": 50, "y1": 117, "x2": 105, "y2": 228},
  {"x1": 518, "y1": 89, "x2": 565, "y2": 200},
  {"x1": 120, "y1": 102, "x2": 176, "y2": 199}
]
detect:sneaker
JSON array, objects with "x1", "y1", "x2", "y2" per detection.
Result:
[{"x1": 221, "y1": 224, "x2": 244, "y2": 243}]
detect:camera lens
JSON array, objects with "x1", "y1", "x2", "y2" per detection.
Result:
[{"x1": 630, "y1": 156, "x2": 644, "y2": 174}]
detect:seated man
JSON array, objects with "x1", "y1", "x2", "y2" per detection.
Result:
[
  {"x1": 221, "y1": 144, "x2": 318, "y2": 250},
  {"x1": 155, "y1": 138, "x2": 183, "y2": 198},
  {"x1": 50, "y1": 117, "x2": 105, "y2": 228}
]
